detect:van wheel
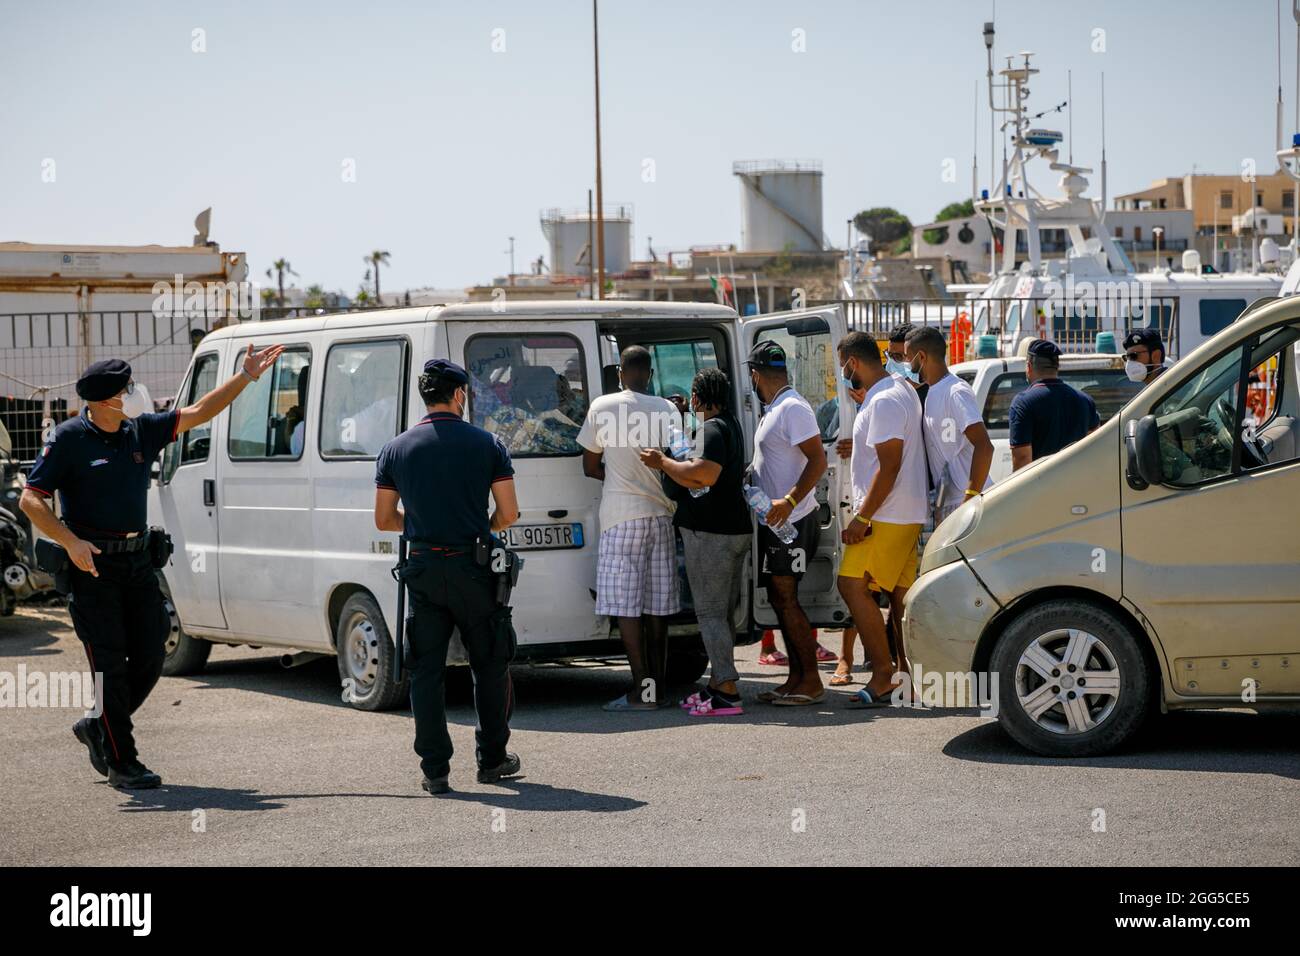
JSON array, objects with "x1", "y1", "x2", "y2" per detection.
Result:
[
  {"x1": 990, "y1": 599, "x2": 1149, "y2": 757},
  {"x1": 335, "y1": 592, "x2": 408, "y2": 711},
  {"x1": 159, "y1": 587, "x2": 211, "y2": 676},
  {"x1": 665, "y1": 641, "x2": 710, "y2": 687}
]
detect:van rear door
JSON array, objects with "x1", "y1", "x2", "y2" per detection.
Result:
[
  {"x1": 738, "y1": 305, "x2": 853, "y2": 628},
  {"x1": 445, "y1": 319, "x2": 608, "y2": 646}
]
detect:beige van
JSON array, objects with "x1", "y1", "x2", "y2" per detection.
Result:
[{"x1": 904, "y1": 296, "x2": 1300, "y2": 756}]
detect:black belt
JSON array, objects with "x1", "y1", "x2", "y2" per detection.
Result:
[
  {"x1": 408, "y1": 541, "x2": 475, "y2": 555},
  {"x1": 87, "y1": 536, "x2": 151, "y2": 554}
]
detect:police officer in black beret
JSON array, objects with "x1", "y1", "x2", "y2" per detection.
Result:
[
  {"x1": 1122, "y1": 328, "x2": 1168, "y2": 387},
  {"x1": 1008, "y1": 339, "x2": 1101, "y2": 471},
  {"x1": 373, "y1": 359, "x2": 523, "y2": 795},
  {"x1": 20, "y1": 345, "x2": 283, "y2": 789}
]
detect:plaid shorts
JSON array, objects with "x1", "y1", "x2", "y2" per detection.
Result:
[{"x1": 595, "y1": 515, "x2": 681, "y2": 618}]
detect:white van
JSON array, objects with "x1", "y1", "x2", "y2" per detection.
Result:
[{"x1": 150, "y1": 301, "x2": 860, "y2": 708}]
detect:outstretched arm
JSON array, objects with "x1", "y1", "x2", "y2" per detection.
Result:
[{"x1": 176, "y1": 343, "x2": 284, "y2": 435}]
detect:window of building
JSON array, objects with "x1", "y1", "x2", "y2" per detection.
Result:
[
  {"x1": 1220, "y1": 190, "x2": 1234, "y2": 210},
  {"x1": 1285, "y1": 190, "x2": 1295, "y2": 210},
  {"x1": 1199, "y1": 298, "x2": 1248, "y2": 337},
  {"x1": 319, "y1": 339, "x2": 407, "y2": 459},
  {"x1": 1134, "y1": 226, "x2": 1142, "y2": 243},
  {"x1": 465, "y1": 333, "x2": 589, "y2": 457},
  {"x1": 1114, "y1": 226, "x2": 1124, "y2": 239},
  {"x1": 227, "y1": 347, "x2": 311, "y2": 460}
]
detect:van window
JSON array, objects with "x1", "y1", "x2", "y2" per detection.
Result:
[
  {"x1": 227, "y1": 347, "x2": 311, "y2": 460},
  {"x1": 465, "y1": 333, "x2": 588, "y2": 457},
  {"x1": 646, "y1": 340, "x2": 719, "y2": 405},
  {"x1": 180, "y1": 352, "x2": 219, "y2": 464},
  {"x1": 956, "y1": 371, "x2": 977, "y2": 386},
  {"x1": 161, "y1": 351, "x2": 219, "y2": 482},
  {"x1": 1199, "y1": 298, "x2": 1247, "y2": 337},
  {"x1": 755, "y1": 325, "x2": 838, "y2": 441},
  {"x1": 320, "y1": 339, "x2": 406, "y2": 459},
  {"x1": 1150, "y1": 343, "x2": 1247, "y2": 484}
]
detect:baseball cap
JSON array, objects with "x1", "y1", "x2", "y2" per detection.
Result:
[
  {"x1": 746, "y1": 339, "x2": 787, "y2": 369},
  {"x1": 1122, "y1": 328, "x2": 1164, "y2": 354},
  {"x1": 1026, "y1": 339, "x2": 1062, "y2": 364}
]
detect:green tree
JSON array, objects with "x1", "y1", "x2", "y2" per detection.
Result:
[
  {"x1": 304, "y1": 284, "x2": 326, "y2": 309},
  {"x1": 265, "y1": 259, "x2": 298, "y2": 308},
  {"x1": 366, "y1": 250, "x2": 391, "y2": 301},
  {"x1": 853, "y1": 207, "x2": 912, "y2": 255}
]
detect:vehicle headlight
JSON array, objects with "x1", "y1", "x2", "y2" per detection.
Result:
[
  {"x1": 920, "y1": 496, "x2": 982, "y2": 575},
  {"x1": 931, "y1": 495, "x2": 982, "y2": 551}
]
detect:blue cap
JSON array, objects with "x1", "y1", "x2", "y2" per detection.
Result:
[
  {"x1": 76, "y1": 358, "x2": 132, "y2": 401},
  {"x1": 421, "y1": 358, "x2": 468, "y2": 386},
  {"x1": 1122, "y1": 328, "x2": 1164, "y2": 354},
  {"x1": 1026, "y1": 339, "x2": 1061, "y2": 363}
]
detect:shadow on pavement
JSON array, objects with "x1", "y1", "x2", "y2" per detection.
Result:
[{"x1": 942, "y1": 708, "x2": 1300, "y2": 779}]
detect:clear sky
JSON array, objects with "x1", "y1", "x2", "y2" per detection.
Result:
[{"x1": 1, "y1": 0, "x2": 1293, "y2": 293}]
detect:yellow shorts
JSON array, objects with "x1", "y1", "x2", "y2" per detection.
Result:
[{"x1": 837, "y1": 520, "x2": 922, "y2": 592}]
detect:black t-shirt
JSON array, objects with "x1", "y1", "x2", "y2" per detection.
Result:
[
  {"x1": 25, "y1": 409, "x2": 179, "y2": 535},
  {"x1": 375, "y1": 412, "x2": 514, "y2": 544},
  {"x1": 665, "y1": 413, "x2": 752, "y2": 535}
]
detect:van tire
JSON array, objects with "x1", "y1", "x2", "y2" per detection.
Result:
[
  {"x1": 990, "y1": 599, "x2": 1149, "y2": 758},
  {"x1": 335, "y1": 592, "x2": 408, "y2": 711},
  {"x1": 665, "y1": 642, "x2": 710, "y2": 687},
  {"x1": 159, "y1": 584, "x2": 211, "y2": 676}
]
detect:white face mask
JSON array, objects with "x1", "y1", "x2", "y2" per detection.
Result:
[
  {"x1": 1124, "y1": 360, "x2": 1148, "y2": 384},
  {"x1": 106, "y1": 383, "x2": 152, "y2": 418}
]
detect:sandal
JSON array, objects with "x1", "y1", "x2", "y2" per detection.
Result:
[
  {"x1": 757, "y1": 651, "x2": 788, "y2": 666},
  {"x1": 755, "y1": 689, "x2": 789, "y2": 703},
  {"x1": 844, "y1": 687, "x2": 893, "y2": 709},
  {"x1": 770, "y1": 690, "x2": 826, "y2": 706},
  {"x1": 815, "y1": 645, "x2": 838, "y2": 663},
  {"x1": 681, "y1": 687, "x2": 712, "y2": 710},
  {"x1": 688, "y1": 694, "x2": 744, "y2": 717},
  {"x1": 829, "y1": 669, "x2": 854, "y2": 686}
]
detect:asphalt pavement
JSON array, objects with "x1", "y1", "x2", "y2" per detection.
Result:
[{"x1": 1, "y1": 603, "x2": 1296, "y2": 866}]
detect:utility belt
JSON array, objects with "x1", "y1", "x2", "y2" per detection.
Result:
[
  {"x1": 35, "y1": 526, "x2": 173, "y2": 594},
  {"x1": 404, "y1": 535, "x2": 524, "y2": 606}
]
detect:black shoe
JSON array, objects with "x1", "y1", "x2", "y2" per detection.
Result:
[
  {"x1": 421, "y1": 774, "x2": 451, "y2": 795},
  {"x1": 72, "y1": 718, "x2": 108, "y2": 777},
  {"x1": 108, "y1": 761, "x2": 162, "y2": 790},
  {"x1": 476, "y1": 753, "x2": 521, "y2": 784}
]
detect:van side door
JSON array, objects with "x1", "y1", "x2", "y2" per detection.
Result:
[
  {"x1": 1120, "y1": 317, "x2": 1300, "y2": 696},
  {"x1": 738, "y1": 305, "x2": 854, "y2": 628}
]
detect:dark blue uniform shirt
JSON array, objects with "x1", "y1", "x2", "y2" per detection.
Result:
[
  {"x1": 375, "y1": 412, "x2": 514, "y2": 544},
  {"x1": 26, "y1": 409, "x2": 179, "y2": 536},
  {"x1": 1008, "y1": 378, "x2": 1100, "y2": 460}
]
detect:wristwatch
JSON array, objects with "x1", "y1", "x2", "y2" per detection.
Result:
[{"x1": 783, "y1": 493, "x2": 797, "y2": 508}]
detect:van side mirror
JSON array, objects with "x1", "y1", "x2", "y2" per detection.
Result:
[{"x1": 1124, "y1": 416, "x2": 1162, "y2": 490}]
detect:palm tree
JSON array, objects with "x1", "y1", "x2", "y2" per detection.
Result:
[
  {"x1": 265, "y1": 259, "x2": 298, "y2": 308},
  {"x1": 366, "y1": 250, "x2": 391, "y2": 302},
  {"x1": 304, "y1": 284, "x2": 326, "y2": 309}
]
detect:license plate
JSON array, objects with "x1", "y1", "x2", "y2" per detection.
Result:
[{"x1": 501, "y1": 523, "x2": 583, "y2": 551}]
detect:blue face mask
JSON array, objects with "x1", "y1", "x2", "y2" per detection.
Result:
[{"x1": 885, "y1": 357, "x2": 918, "y2": 382}]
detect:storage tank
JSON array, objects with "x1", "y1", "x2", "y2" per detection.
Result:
[
  {"x1": 540, "y1": 205, "x2": 633, "y2": 277},
  {"x1": 733, "y1": 160, "x2": 824, "y2": 252}
]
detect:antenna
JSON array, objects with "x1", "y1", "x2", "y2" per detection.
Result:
[
  {"x1": 973, "y1": 79, "x2": 980, "y2": 205},
  {"x1": 1068, "y1": 69, "x2": 1073, "y2": 166},
  {"x1": 1278, "y1": 0, "x2": 1285, "y2": 157},
  {"x1": 1100, "y1": 73, "x2": 1107, "y2": 225}
]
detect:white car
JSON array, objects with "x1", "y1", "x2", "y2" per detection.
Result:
[{"x1": 949, "y1": 353, "x2": 1145, "y2": 483}]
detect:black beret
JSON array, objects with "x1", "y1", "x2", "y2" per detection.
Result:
[
  {"x1": 1026, "y1": 339, "x2": 1061, "y2": 363},
  {"x1": 1122, "y1": 328, "x2": 1164, "y2": 353},
  {"x1": 75, "y1": 359, "x2": 132, "y2": 401},
  {"x1": 421, "y1": 358, "x2": 469, "y2": 386}
]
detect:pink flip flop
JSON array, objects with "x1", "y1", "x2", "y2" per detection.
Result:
[
  {"x1": 757, "y1": 651, "x2": 788, "y2": 666},
  {"x1": 815, "y1": 645, "x2": 838, "y2": 663},
  {"x1": 688, "y1": 697, "x2": 744, "y2": 717}
]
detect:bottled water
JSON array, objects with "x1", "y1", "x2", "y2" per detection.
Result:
[
  {"x1": 668, "y1": 427, "x2": 708, "y2": 498},
  {"x1": 743, "y1": 481, "x2": 796, "y2": 544}
]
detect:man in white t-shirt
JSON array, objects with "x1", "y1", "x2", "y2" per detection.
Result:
[
  {"x1": 577, "y1": 345, "x2": 682, "y2": 712},
  {"x1": 835, "y1": 332, "x2": 928, "y2": 708},
  {"x1": 747, "y1": 339, "x2": 828, "y2": 706},
  {"x1": 904, "y1": 325, "x2": 993, "y2": 523}
]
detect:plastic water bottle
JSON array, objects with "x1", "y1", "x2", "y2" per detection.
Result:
[
  {"x1": 743, "y1": 481, "x2": 796, "y2": 544},
  {"x1": 668, "y1": 427, "x2": 708, "y2": 498}
]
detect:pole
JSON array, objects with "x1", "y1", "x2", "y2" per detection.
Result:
[
  {"x1": 508, "y1": 237, "x2": 515, "y2": 286},
  {"x1": 391, "y1": 535, "x2": 408, "y2": 684},
  {"x1": 587, "y1": 189, "x2": 595, "y2": 299},
  {"x1": 593, "y1": 0, "x2": 606, "y2": 299}
]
